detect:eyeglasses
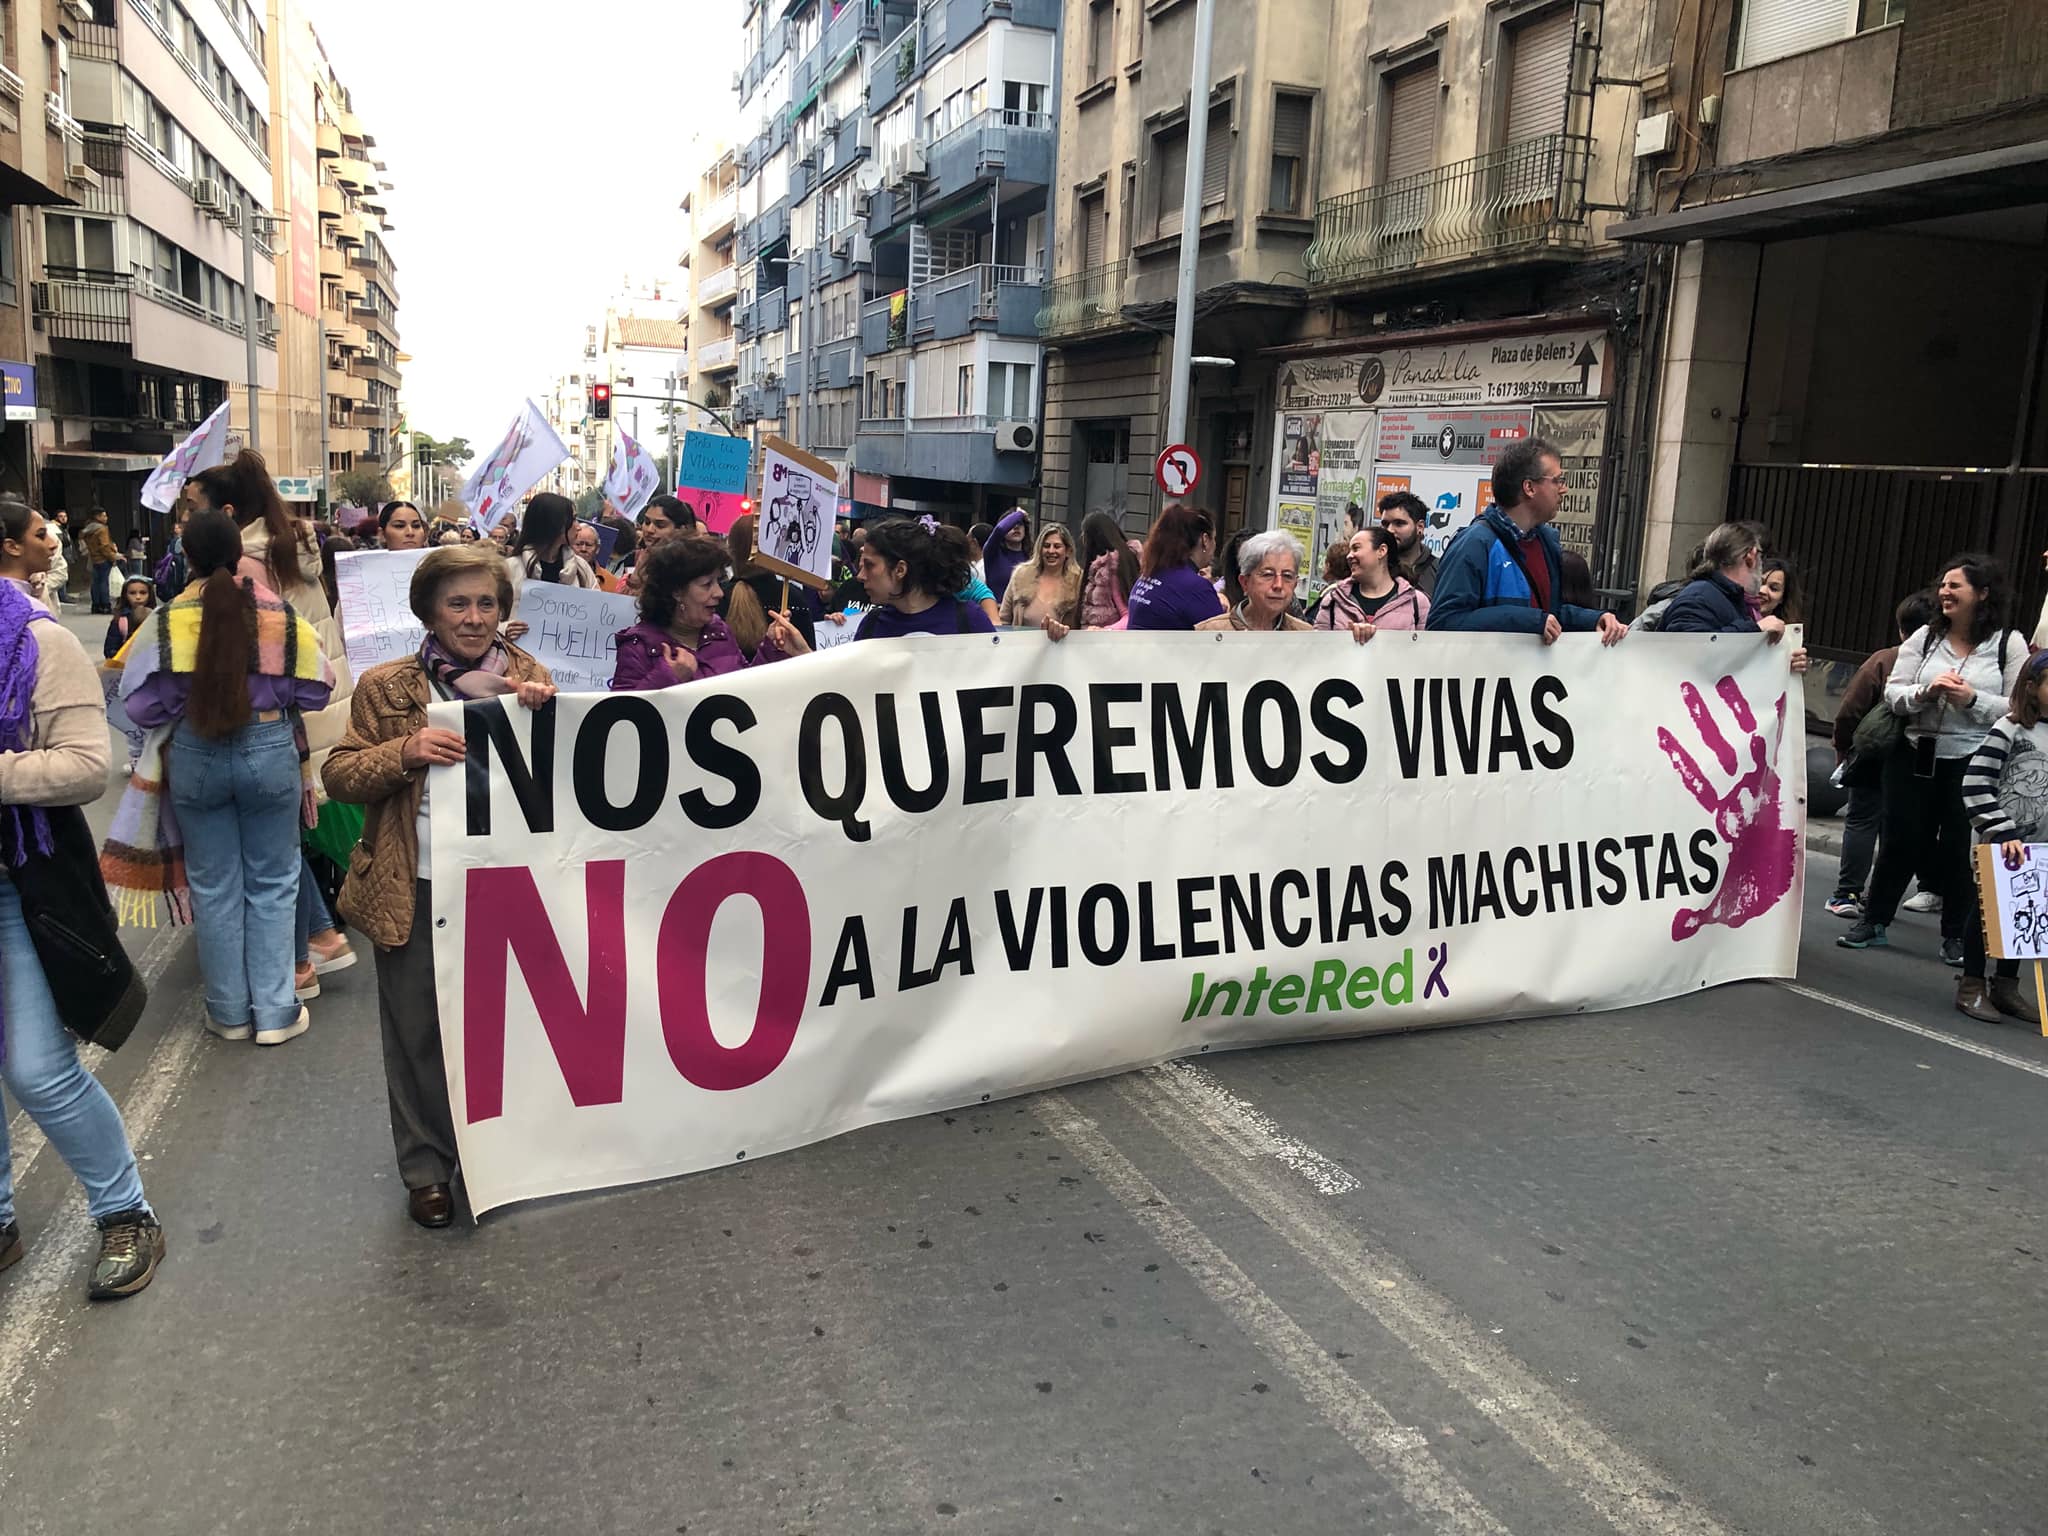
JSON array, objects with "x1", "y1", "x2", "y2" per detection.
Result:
[{"x1": 1530, "y1": 473, "x2": 1569, "y2": 487}]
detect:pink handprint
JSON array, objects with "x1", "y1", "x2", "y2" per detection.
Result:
[{"x1": 1657, "y1": 676, "x2": 1797, "y2": 940}]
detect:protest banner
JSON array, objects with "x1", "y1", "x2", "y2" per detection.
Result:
[
  {"x1": 429, "y1": 633, "x2": 1805, "y2": 1215},
  {"x1": 334, "y1": 547, "x2": 429, "y2": 671},
  {"x1": 463, "y1": 400, "x2": 569, "y2": 531},
  {"x1": 756, "y1": 436, "x2": 839, "y2": 584},
  {"x1": 602, "y1": 425, "x2": 662, "y2": 521},
  {"x1": 503, "y1": 581, "x2": 640, "y2": 693},
  {"x1": 140, "y1": 399, "x2": 232, "y2": 514},
  {"x1": 678, "y1": 431, "x2": 752, "y2": 498}
]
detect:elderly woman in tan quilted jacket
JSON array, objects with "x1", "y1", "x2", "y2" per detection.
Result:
[{"x1": 322, "y1": 544, "x2": 554, "y2": 1230}]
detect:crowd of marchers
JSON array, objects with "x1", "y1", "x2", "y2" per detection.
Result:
[{"x1": 0, "y1": 429, "x2": 2034, "y2": 1306}]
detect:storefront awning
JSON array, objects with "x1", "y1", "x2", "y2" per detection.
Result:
[
  {"x1": 43, "y1": 450, "x2": 162, "y2": 472},
  {"x1": 0, "y1": 161, "x2": 75, "y2": 209},
  {"x1": 1609, "y1": 137, "x2": 2048, "y2": 244}
]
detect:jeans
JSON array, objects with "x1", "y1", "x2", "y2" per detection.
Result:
[
  {"x1": 0, "y1": 878, "x2": 149, "y2": 1227},
  {"x1": 1833, "y1": 779, "x2": 1882, "y2": 898},
  {"x1": 90, "y1": 560, "x2": 115, "y2": 612},
  {"x1": 295, "y1": 852, "x2": 334, "y2": 966},
  {"x1": 169, "y1": 717, "x2": 303, "y2": 1033}
]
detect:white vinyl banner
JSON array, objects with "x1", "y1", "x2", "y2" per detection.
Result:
[{"x1": 428, "y1": 633, "x2": 1805, "y2": 1214}]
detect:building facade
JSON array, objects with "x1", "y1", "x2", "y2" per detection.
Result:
[{"x1": 683, "y1": 138, "x2": 739, "y2": 424}]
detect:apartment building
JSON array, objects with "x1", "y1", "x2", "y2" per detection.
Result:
[
  {"x1": 1610, "y1": 0, "x2": 2048, "y2": 667},
  {"x1": 682, "y1": 139, "x2": 740, "y2": 422},
  {"x1": 33, "y1": 0, "x2": 280, "y2": 532},
  {"x1": 1041, "y1": 0, "x2": 1646, "y2": 592},
  {"x1": 0, "y1": 0, "x2": 94, "y2": 496}
]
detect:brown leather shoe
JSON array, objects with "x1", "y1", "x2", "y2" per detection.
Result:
[
  {"x1": 1989, "y1": 976, "x2": 2043, "y2": 1028},
  {"x1": 408, "y1": 1184, "x2": 453, "y2": 1229},
  {"x1": 1955, "y1": 977, "x2": 2001, "y2": 1025}
]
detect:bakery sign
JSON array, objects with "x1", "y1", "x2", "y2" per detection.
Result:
[
  {"x1": 1276, "y1": 329, "x2": 1607, "y2": 412},
  {"x1": 1376, "y1": 408, "x2": 1532, "y2": 468}
]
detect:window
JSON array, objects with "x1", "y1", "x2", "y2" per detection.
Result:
[
  {"x1": 988, "y1": 361, "x2": 1035, "y2": 418},
  {"x1": 1152, "y1": 122, "x2": 1188, "y2": 236},
  {"x1": 957, "y1": 364, "x2": 972, "y2": 415},
  {"x1": 1501, "y1": 7, "x2": 1573, "y2": 145},
  {"x1": 1120, "y1": 162, "x2": 1137, "y2": 256},
  {"x1": 1004, "y1": 81, "x2": 1047, "y2": 121},
  {"x1": 1268, "y1": 90, "x2": 1314, "y2": 214},
  {"x1": 1088, "y1": 0, "x2": 1116, "y2": 83},
  {"x1": 0, "y1": 212, "x2": 15, "y2": 309},
  {"x1": 1381, "y1": 61, "x2": 1439, "y2": 181},
  {"x1": 45, "y1": 213, "x2": 115, "y2": 276},
  {"x1": 1735, "y1": 0, "x2": 1858, "y2": 69},
  {"x1": 1078, "y1": 187, "x2": 1107, "y2": 270},
  {"x1": 1201, "y1": 103, "x2": 1231, "y2": 212}
]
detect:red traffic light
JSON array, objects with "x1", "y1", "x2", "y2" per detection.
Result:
[
  {"x1": 739, "y1": 497, "x2": 753, "y2": 514},
  {"x1": 590, "y1": 382, "x2": 612, "y2": 421},
  {"x1": 592, "y1": 383, "x2": 611, "y2": 402}
]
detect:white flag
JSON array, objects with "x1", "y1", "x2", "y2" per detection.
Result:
[
  {"x1": 140, "y1": 399, "x2": 232, "y2": 514},
  {"x1": 462, "y1": 399, "x2": 569, "y2": 531},
  {"x1": 602, "y1": 424, "x2": 663, "y2": 522}
]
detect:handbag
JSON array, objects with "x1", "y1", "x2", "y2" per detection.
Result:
[{"x1": 16, "y1": 807, "x2": 146, "y2": 1050}]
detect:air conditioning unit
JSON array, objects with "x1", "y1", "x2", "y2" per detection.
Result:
[
  {"x1": 59, "y1": 0, "x2": 94, "y2": 22},
  {"x1": 821, "y1": 106, "x2": 840, "y2": 132},
  {"x1": 902, "y1": 141, "x2": 928, "y2": 179},
  {"x1": 731, "y1": 69, "x2": 743, "y2": 93},
  {"x1": 830, "y1": 226, "x2": 852, "y2": 256},
  {"x1": 258, "y1": 321, "x2": 279, "y2": 343},
  {"x1": 993, "y1": 420, "x2": 1037, "y2": 453},
  {"x1": 854, "y1": 189, "x2": 874, "y2": 216},
  {"x1": 30, "y1": 281, "x2": 62, "y2": 317},
  {"x1": 191, "y1": 178, "x2": 229, "y2": 217}
]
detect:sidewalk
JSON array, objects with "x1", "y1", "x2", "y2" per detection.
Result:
[{"x1": 1806, "y1": 819, "x2": 1844, "y2": 857}]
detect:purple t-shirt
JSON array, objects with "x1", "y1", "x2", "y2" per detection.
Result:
[
  {"x1": 855, "y1": 597, "x2": 997, "y2": 640},
  {"x1": 1126, "y1": 564, "x2": 1227, "y2": 631}
]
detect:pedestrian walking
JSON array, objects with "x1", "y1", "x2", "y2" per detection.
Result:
[
  {"x1": 1957, "y1": 652, "x2": 2048, "y2": 1026},
  {"x1": 1426, "y1": 439, "x2": 1626, "y2": 645},
  {"x1": 997, "y1": 524, "x2": 1081, "y2": 628},
  {"x1": 1827, "y1": 591, "x2": 1935, "y2": 920},
  {"x1": 377, "y1": 501, "x2": 429, "y2": 551},
  {"x1": 102, "y1": 577, "x2": 156, "y2": 767},
  {"x1": 852, "y1": 517, "x2": 996, "y2": 639},
  {"x1": 0, "y1": 565, "x2": 164, "y2": 1300},
  {"x1": 108, "y1": 510, "x2": 333, "y2": 1046},
  {"x1": 1194, "y1": 530, "x2": 1313, "y2": 633},
  {"x1": 1312, "y1": 526, "x2": 1430, "y2": 636},
  {"x1": 1377, "y1": 491, "x2": 1439, "y2": 598},
  {"x1": 504, "y1": 492, "x2": 599, "y2": 594},
  {"x1": 322, "y1": 544, "x2": 557, "y2": 1228},
  {"x1": 1075, "y1": 511, "x2": 1141, "y2": 629},
  {"x1": 1125, "y1": 505, "x2": 1227, "y2": 631},
  {"x1": 79, "y1": 506, "x2": 119, "y2": 613},
  {"x1": 1839, "y1": 553, "x2": 2026, "y2": 978},
  {"x1": 612, "y1": 534, "x2": 808, "y2": 689}
]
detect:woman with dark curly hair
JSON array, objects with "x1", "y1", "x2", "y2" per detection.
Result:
[{"x1": 611, "y1": 534, "x2": 809, "y2": 690}]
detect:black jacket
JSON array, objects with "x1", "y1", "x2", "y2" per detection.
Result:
[{"x1": 1658, "y1": 571, "x2": 1758, "y2": 635}]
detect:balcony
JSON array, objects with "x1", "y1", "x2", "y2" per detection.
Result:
[
  {"x1": 862, "y1": 291, "x2": 907, "y2": 355},
  {"x1": 32, "y1": 271, "x2": 132, "y2": 345},
  {"x1": 854, "y1": 412, "x2": 1037, "y2": 487},
  {"x1": 821, "y1": 112, "x2": 873, "y2": 179},
  {"x1": 1037, "y1": 261, "x2": 1126, "y2": 338},
  {"x1": 697, "y1": 335, "x2": 738, "y2": 371},
  {"x1": 328, "y1": 425, "x2": 370, "y2": 455},
  {"x1": 923, "y1": 108, "x2": 1054, "y2": 202},
  {"x1": 909, "y1": 264, "x2": 1044, "y2": 343},
  {"x1": 337, "y1": 211, "x2": 365, "y2": 246},
  {"x1": 753, "y1": 285, "x2": 788, "y2": 337},
  {"x1": 326, "y1": 366, "x2": 368, "y2": 402},
  {"x1": 697, "y1": 262, "x2": 739, "y2": 306},
  {"x1": 350, "y1": 353, "x2": 402, "y2": 386},
  {"x1": 700, "y1": 187, "x2": 738, "y2": 240},
  {"x1": 1306, "y1": 132, "x2": 1593, "y2": 290},
  {"x1": 334, "y1": 320, "x2": 370, "y2": 352},
  {"x1": 318, "y1": 182, "x2": 342, "y2": 220},
  {"x1": 334, "y1": 156, "x2": 374, "y2": 191},
  {"x1": 318, "y1": 245, "x2": 346, "y2": 280},
  {"x1": 316, "y1": 120, "x2": 340, "y2": 158},
  {"x1": 822, "y1": 0, "x2": 882, "y2": 65},
  {"x1": 76, "y1": 130, "x2": 126, "y2": 216}
]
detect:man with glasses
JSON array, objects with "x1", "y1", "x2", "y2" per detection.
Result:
[{"x1": 1426, "y1": 437, "x2": 1625, "y2": 646}]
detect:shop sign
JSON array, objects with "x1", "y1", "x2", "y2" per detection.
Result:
[
  {"x1": 1375, "y1": 408, "x2": 1531, "y2": 467},
  {"x1": 0, "y1": 361, "x2": 35, "y2": 422},
  {"x1": 1277, "y1": 330, "x2": 1607, "y2": 412},
  {"x1": 1535, "y1": 405, "x2": 1607, "y2": 564}
]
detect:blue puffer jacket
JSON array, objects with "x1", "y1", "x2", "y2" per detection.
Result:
[
  {"x1": 1425, "y1": 507, "x2": 1605, "y2": 634},
  {"x1": 1657, "y1": 571, "x2": 1758, "y2": 635}
]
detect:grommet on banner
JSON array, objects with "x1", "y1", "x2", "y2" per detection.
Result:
[
  {"x1": 435, "y1": 918, "x2": 446, "y2": 928},
  {"x1": 735, "y1": 1150, "x2": 747, "y2": 1160},
  {"x1": 980, "y1": 1093, "x2": 990, "y2": 1102}
]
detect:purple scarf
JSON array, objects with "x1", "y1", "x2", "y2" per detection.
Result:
[
  {"x1": 0, "y1": 580, "x2": 54, "y2": 865},
  {"x1": 419, "y1": 633, "x2": 515, "y2": 699}
]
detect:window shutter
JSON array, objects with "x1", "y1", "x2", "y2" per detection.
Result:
[
  {"x1": 1156, "y1": 128, "x2": 1187, "y2": 235},
  {"x1": 1383, "y1": 65, "x2": 1437, "y2": 181},
  {"x1": 1272, "y1": 93, "x2": 1311, "y2": 161},
  {"x1": 1201, "y1": 104, "x2": 1230, "y2": 207},
  {"x1": 1081, "y1": 192, "x2": 1107, "y2": 269},
  {"x1": 1503, "y1": 7, "x2": 1574, "y2": 145},
  {"x1": 1736, "y1": 0, "x2": 1856, "y2": 69}
]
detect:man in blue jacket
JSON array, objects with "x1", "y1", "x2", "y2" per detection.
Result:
[{"x1": 1426, "y1": 437, "x2": 1626, "y2": 646}]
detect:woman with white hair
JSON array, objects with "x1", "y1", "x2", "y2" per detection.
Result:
[{"x1": 1195, "y1": 530, "x2": 1313, "y2": 633}]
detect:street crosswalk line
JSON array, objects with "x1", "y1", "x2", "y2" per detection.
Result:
[{"x1": 1776, "y1": 981, "x2": 2048, "y2": 1082}]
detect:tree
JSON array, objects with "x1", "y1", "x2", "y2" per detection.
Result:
[
  {"x1": 334, "y1": 466, "x2": 393, "y2": 507},
  {"x1": 573, "y1": 488, "x2": 606, "y2": 519},
  {"x1": 413, "y1": 433, "x2": 474, "y2": 468}
]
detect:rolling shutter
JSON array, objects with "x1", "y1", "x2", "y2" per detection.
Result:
[
  {"x1": 1201, "y1": 104, "x2": 1231, "y2": 207},
  {"x1": 1272, "y1": 92, "x2": 1312, "y2": 163},
  {"x1": 1736, "y1": 0, "x2": 1856, "y2": 70},
  {"x1": 1503, "y1": 6, "x2": 1574, "y2": 145},
  {"x1": 1383, "y1": 64, "x2": 1437, "y2": 181},
  {"x1": 1156, "y1": 128, "x2": 1188, "y2": 235},
  {"x1": 1081, "y1": 191, "x2": 1107, "y2": 269}
]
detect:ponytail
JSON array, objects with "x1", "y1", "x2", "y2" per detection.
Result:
[
  {"x1": 725, "y1": 581, "x2": 769, "y2": 655},
  {"x1": 186, "y1": 568, "x2": 253, "y2": 740}
]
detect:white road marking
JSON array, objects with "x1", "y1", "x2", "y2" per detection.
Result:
[
  {"x1": 1151, "y1": 1060, "x2": 1360, "y2": 1194},
  {"x1": 6, "y1": 924, "x2": 187, "y2": 1183},
  {"x1": 1777, "y1": 981, "x2": 2048, "y2": 1082},
  {"x1": 0, "y1": 989, "x2": 207, "y2": 1452},
  {"x1": 1034, "y1": 1092, "x2": 1514, "y2": 1536},
  {"x1": 1115, "y1": 1067, "x2": 1738, "y2": 1536}
]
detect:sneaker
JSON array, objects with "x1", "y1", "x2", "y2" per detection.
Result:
[
  {"x1": 1940, "y1": 937, "x2": 1965, "y2": 968},
  {"x1": 294, "y1": 962, "x2": 321, "y2": 1002},
  {"x1": 1824, "y1": 894, "x2": 1863, "y2": 919},
  {"x1": 0, "y1": 1220, "x2": 22, "y2": 1275},
  {"x1": 255, "y1": 1006, "x2": 310, "y2": 1047},
  {"x1": 204, "y1": 1016, "x2": 252, "y2": 1042},
  {"x1": 88, "y1": 1209, "x2": 164, "y2": 1300},
  {"x1": 307, "y1": 931, "x2": 357, "y2": 976},
  {"x1": 1902, "y1": 889, "x2": 1944, "y2": 913},
  {"x1": 1837, "y1": 921, "x2": 1888, "y2": 950}
]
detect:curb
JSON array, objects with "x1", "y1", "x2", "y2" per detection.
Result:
[{"x1": 1805, "y1": 823, "x2": 1844, "y2": 857}]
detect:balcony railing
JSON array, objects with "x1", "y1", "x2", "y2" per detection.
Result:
[
  {"x1": 918, "y1": 263, "x2": 1041, "y2": 325},
  {"x1": 1306, "y1": 132, "x2": 1593, "y2": 287},
  {"x1": 908, "y1": 415, "x2": 1008, "y2": 434},
  {"x1": 1037, "y1": 261, "x2": 1126, "y2": 338},
  {"x1": 701, "y1": 188, "x2": 738, "y2": 237},
  {"x1": 698, "y1": 263, "x2": 739, "y2": 305},
  {"x1": 33, "y1": 271, "x2": 132, "y2": 344},
  {"x1": 697, "y1": 335, "x2": 738, "y2": 370},
  {"x1": 858, "y1": 416, "x2": 906, "y2": 434}
]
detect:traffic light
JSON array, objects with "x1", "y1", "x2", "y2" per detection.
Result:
[
  {"x1": 739, "y1": 496, "x2": 753, "y2": 514},
  {"x1": 591, "y1": 382, "x2": 612, "y2": 421}
]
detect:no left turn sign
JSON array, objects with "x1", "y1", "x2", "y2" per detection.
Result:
[{"x1": 1155, "y1": 442, "x2": 1202, "y2": 498}]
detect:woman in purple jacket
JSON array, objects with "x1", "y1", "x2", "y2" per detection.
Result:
[
  {"x1": 610, "y1": 535, "x2": 808, "y2": 690},
  {"x1": 1126, "y1": 504, "x2": 1228, "y2": 630}
]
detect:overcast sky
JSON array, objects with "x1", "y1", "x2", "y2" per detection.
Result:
[{"x1": 308, "y1": 0, "x2": 744, "y2": 455}]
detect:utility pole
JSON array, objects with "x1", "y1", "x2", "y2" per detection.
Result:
[
  {"x1": 666, "y1": 369, "x2": 680, "y2": 488},
  {"x1": 316, "y1": 320, "x2": 330, "y2": 512},
  {"x1": 1164, "y1": 0, "x2": 1217, "y2": 449},
  {"x1": 240, "y1": 189, "x2": 262, "y2": 452}
]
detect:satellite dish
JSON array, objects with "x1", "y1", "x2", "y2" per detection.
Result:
[{"x1": 855, "y1": 162, "x2": 884, "y2": 194}]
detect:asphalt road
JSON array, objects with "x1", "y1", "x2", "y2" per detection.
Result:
[{"x1": 4, "y1": 610, "x2": 2044, "y2": 1534}]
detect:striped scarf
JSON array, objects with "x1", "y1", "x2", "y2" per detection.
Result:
[{"x1": 99, "y1": 578, "x2": 329, "y2": 927}]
